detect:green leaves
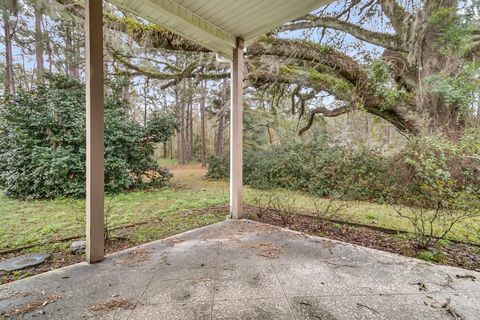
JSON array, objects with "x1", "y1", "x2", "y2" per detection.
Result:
[
  {"x1": 386, "y1": 133, "x2": 480, "y2": 248},
  {"x1": 426, "y1": 63, "x2": 479, "y2": 112},
  {"x1": 0, "y1": 73, "x2": 171, "y2": 199},
  {"x1": 143, "y1": 112, "x2": 178, "y2": 144},
  {"x1": 428, "y1": 6, "x2": 472, "y2": 57},
  {"x1": 207, "y1": 138, "x2": 390, "y2": 201},
  {"x1": 207, "y1": 132, "x2": 480, "y2": 209},
  {"x1": 368, "y1": 59, "x2": 401, "y2": 111}
]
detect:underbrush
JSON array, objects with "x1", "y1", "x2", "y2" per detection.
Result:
[
  {"x1": 207, "y1": 133, "x2": 479, "y2": 202},
  {"x1": 245, "y1": 205, "x2": 480, "y2": 271},
  {"x1": 208, "y1": 132, "x2": 480, "y2": 246},
  {"x1": 207, "y1": 137, "x2": 391, "y2": 201}
]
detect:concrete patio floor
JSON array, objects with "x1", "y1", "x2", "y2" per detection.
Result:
[{"x1": 1, "y1": 220, "x2": 479, "y2": 320}]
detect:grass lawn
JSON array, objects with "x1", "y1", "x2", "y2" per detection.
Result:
[
  {"x1": 0, "y1": 166, "x2": 228, "y2": 252},
  {"x1": 1, "y1": 164, "x2": 479, "y2": 254}
]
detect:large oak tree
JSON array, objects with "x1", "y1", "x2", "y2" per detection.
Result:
[{"x1": 56, "y1": 0, "x2": 479, "y2": 138}]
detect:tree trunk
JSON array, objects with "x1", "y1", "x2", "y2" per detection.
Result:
[
  {"x1": 200, "y1": 80, "x2": 207, "y2": 167},
  {"x1": 122, "y1": 76, "x2": 131, "y2": 115},
  {"x1": 185, "y1": 97, "x2": 191, "y2": 162},
  {"x1": 73, "y1": 30, "x2": 80, "y2": 78},
  {"x1": 176, "y1": 133, "x2": 181, "y2": 162},
  {"x1": 64, "y1": 21, "x2": 80, "y2": 78},
  {"x1": 215, "y1": 84, "x2": 227, "y2": 158},
  {"x1": 3, "y1": 2, "x2": 16, "y2": 95},
  {"x1": 143, "y1": 77, "x2": 149, "y2": 125},
  {"x1": 188, "y1": 89, "x2": 194, "y2": 161},
  {"x1": 174, "y1": 84, "x2": 184, "y2": 164},
  {"x1": 366, "y1": 115, "x2": 371, "y2": 137},
  {"x1": 65, "y1": 22, "x2": 72, "y2": 76},
  {"x1": 180, "y1": 103, "x2": 186, "y2": 165},
  {"x1": 381, "y1": 0, "x2": 464, "y2": 137},
  {"x1": 215, "y1": 113, "x2": 225, "y2": 159},
  {"x1": 46, "y1": 22, "x2": 53, "y2": 73},
  {"x1": 387, "y1": 126, "x2": 392, "y2": 146},
  {"x1": 179, "y1": 82, "x2": 186, "y2": 165},
  {"x1": 174, "y1": 86, "x2": 180, "y2": 163},
  {"x1": 34, "y1": 1, "x2": 44, "y2": 79}
]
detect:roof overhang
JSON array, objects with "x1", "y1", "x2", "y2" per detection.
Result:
[{"x1": 108, "y1": 0, "x2": 334, "y2": 58}]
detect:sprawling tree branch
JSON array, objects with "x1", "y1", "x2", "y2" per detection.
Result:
[
  {"x1": 56, "y1": 0, "x2": 207, "y2": 52},
  {"x1": 248, "y1": 37, "x2": 367, "y2": 86},
  {"x1": 110, "y1": 49, "x2": 228, "y2": 81},
  {"x1": 298, "y1": 103, "x2": 352, "y2": 135},
  {"x1": 280, "y1": 16, "x2": 404, "y2": 52},
  {"x1": 248, "y1": 69, "x2": 354, "y2": 103},
  {"x1": 104, "y1": 14, "x2": 208, "y2": 52},
  {"x1": 53, "y1": 0, "x2": 445, "y2": 136}
]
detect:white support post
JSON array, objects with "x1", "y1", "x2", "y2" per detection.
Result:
[
  {"x1": 85, "y1": 0, "x2": 104, "y2": 264},
  {"x1": 230, "y1": 37, "x2": 244, "y2": 219}
]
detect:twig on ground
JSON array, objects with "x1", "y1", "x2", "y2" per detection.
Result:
[{"x1": 356, "y1": 302, "x2": 379, "y2": 314}]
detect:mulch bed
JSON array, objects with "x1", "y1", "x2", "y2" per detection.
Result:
[
  {"x1": 0, "y1": 237, "x2": 134, "y2": 285},
  {"x1": 243, "y1": 206, "x2": 480, "y2": 272}
]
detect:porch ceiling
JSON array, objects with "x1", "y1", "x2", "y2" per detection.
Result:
[{"x1": 107, "y1": 0, "x2": 333, "y2": 57}]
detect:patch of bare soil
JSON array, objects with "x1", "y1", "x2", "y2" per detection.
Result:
[
  {"x1": 244, "y1": 206, "x2": 480, "y2": 271},
  {"x1": 179, "y1": 205, "x2": 228, "y2": 217}
]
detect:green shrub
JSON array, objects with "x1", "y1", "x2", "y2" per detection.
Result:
[
  {"x1": 334, "y1": 147, "x2": 390, "y2": 200},
  {"x1": 386, "y1": 133, "x2": 480, "y2": 248},
  {"x1": 416, "y1": 250, "x2": 445, "y2": 263},
  {"x1": 390, "y1": 133, "x2": 479, "y2": 196},
  {"x1": 0, "y1": 74, "x2": 172, "y2": 199},
  {"x1": 206, "y1": 138, "x2": 390, "y2": 201},
  {"x1": 205, "y1": 156, "x2": 230, "y2": 179},
  {"x1": 206, "y1": 131, "x2": 479, "y2": 211}
]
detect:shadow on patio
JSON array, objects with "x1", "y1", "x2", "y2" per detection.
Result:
[{"x1": 1, "y1": 220, "x2": 479, "y2": 319}]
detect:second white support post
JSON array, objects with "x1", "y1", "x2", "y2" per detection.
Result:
[{"x1": 230, "y1": 38, "x2": 244, "y2": 219}]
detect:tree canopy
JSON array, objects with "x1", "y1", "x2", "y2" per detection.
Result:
[{"x1": 50, "y1": 0, "x2": 480, "y2": 138}]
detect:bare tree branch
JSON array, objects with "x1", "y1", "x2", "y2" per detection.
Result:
[
  {"x1": 299, "y1": 104, "x2": 352, "y2": 135},
  {"x1": 110, "y1": 49, "x2": 228, "y2": 81},
  {"x1": 280, "y1": 16, "x2": 404, "y2": 52}
]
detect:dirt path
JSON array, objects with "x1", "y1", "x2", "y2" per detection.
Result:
[{"x1": 168, "y1": 163, "x2": 208, "y2": 182}]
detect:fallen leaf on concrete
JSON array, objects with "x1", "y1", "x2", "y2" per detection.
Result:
[{"x1": 90, "y1": 297, "x2": 135, "y2": 312}]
